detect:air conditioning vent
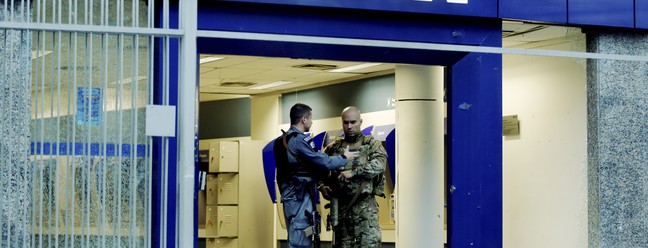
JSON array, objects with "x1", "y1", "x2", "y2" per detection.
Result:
[
  {"x1": 220, "y1": 82, "x2": 256, "y2": 87},
  {"x1": 292, "y1": 64, "x2": 338, "y2": 70}
]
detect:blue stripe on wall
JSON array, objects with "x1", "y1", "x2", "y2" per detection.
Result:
[{"x1": 30, "y1": 142, "x2": 147, "y2": 157}]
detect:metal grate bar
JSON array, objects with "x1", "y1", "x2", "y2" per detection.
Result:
[{"x1": 99, "y1": 32, "x2": 108, "y2": 248}]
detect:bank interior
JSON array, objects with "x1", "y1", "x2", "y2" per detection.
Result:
[{"x1": 194, "y1": 22, "x2": 589, "y2": 248}]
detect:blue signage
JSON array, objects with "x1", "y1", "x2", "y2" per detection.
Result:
[{"x1": 76, "y1": 87, "x2": 102, "y2": 125}]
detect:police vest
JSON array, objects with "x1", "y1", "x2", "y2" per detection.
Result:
[{"x1": 273, "y1": 130, "x2": 320, "y2": 186}]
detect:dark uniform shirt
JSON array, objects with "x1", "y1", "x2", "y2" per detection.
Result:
[
  {"x1": 279, "y1": 126, "x2": 348, "y2": 248},
  {"x1": 285, "y1": 126, "x2": 348, "y2": 173}
]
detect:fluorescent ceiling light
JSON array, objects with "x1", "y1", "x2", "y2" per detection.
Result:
[
  {"x1": 329, "y1": 63, "x2": 382, "y2": 73},
  {"x1": 199, "y1": 57, "x2": 224, "y2": 64},
  {"x1": 31, "y1": 50, "x2": 52, "y2": 59},
  {"x1": 249, "y1": 81, "x2": 294, "y2": 90}
]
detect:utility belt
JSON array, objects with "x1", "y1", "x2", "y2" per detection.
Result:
[{"x1": 277, "y1": 166, "x2": 312, "y2": 187}]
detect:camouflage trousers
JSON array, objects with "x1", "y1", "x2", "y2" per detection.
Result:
[{"x1": 334, "y1": 195, "x2": 381, "y2": 248}]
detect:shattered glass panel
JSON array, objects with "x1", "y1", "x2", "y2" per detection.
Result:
[
  {"x1": 0, "y1": 1, "x2": 33, "y2": 247},
  {"x1": 28, "y1": 30, "x2": 151, "y2": 247}
]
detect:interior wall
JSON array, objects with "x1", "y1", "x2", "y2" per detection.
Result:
[
  {"x1": 199, "y1": 98, "x2": 251, "y2": 139},
  {"x1": 502, "y1": 42, "x2": 588, "y2": 248},
  {"x1": 250, "y1": 94, "x2": 281, "y2": 141}
]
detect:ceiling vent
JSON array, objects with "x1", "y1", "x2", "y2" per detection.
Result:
[
  {"x1": 292, "y1": 64, "x2": 338, "y2": 70},
  {"x1": 220, "y1": 81, "x2": 256, "y2": 87},
  {"x1": 502, "y1": 25, "x2": 547, "y2": 38}
]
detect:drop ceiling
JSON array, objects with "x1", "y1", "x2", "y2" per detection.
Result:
[{"x1": 199, "y1": 22, "x2": 581, "y2": 102}]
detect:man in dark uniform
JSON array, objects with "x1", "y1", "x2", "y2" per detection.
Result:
[
  {"x1": 321, "y1": 106, "x2": 387, "y2": 247},
  {"x1": 276, "y1": 103, "x2": 358, "y2": 248}
]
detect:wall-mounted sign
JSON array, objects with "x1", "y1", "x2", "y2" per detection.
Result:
[
  {"x1": 502, "y1": 115, "x2": 520, "y2": 136},
  {"x1": 76, "y1": 87, "x2": 102, "y2": 125},
  {"x1": 502, "y1": 115, "x2": 519, "y2": 136}
]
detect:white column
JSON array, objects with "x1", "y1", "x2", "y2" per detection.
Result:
[
  {"x1": 178, "y1": 0, "x2": 198, "y2": 246},
  {"x1": 395, "y1": 65, "x2": 445, "y2": 247}
]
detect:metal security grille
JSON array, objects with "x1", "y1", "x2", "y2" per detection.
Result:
[{"x1": 0, "y1": 0, "x2": 182, "y2": 247}]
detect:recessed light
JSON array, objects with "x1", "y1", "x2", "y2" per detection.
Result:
[
  {"x1": 249, "y1": 81, "x2": 294, "y2": 90},
  {"x1": 199, "y1": 57, "x2": 224, "y2": 64},
  {"x1": 329, "y1": 63, "x2": 382, "y2": 73}
]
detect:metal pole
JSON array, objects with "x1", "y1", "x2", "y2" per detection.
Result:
[{"x1": 178, "y1": 0, "x2": 197, "y2": 246}]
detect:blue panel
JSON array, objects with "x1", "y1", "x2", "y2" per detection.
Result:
[
  {"x1": 569, "y1": 0, "x2": 634, "y2": 28},
  {"x1": 262, "y1": 140, "x2": 277, "y2": 203},
  {"x1": 153, "y1": 4, "x2": 180, "y2": 247},
  {"x1": 372, "y1": 124, "x2": 395, "y2": 141},
  {"x1": 151, "y1": 41, "x2": 163, "y2": 248},
  {"x1": 199, "y1": 38, "x2": 467, "y2": 71},
  {"x1": 214, "y1": 0, "x2": 497, "y2": 18},
  {"x1": 362, "y1": 126, "x2": 374, "y2": 136},
  {"x1": 151, "y1": 140, "x2": 163, "y2": 247},
  {"x1": 500, "y1": 0, "x2": 566, "y2": 23},
  {"x1": 448, "y1": 37, "x2": 502, "y2": 246},
  {"x1": 636, "y1": 1, "x2": 648, "y2": 29},
  {"x1": 385, "y1": 129, "x2": 396, "y2": 186},
  {"x1": 312, "y1": 132, "x2": 326, "y2": 151},
  {"x1": 198, "y1": 2, "x2": 498, "y2": 47},
  {"x1": 167, "y1": 43, "x2": 180, "y2": 248}
]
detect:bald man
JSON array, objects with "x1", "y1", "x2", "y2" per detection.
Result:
[{"x1": 321, "y1": 106, "x2": 388, "y2": 247}]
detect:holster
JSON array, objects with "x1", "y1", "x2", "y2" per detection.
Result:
[{"x1": 291, "y1": 176, "x2": 314, "y2": 201}]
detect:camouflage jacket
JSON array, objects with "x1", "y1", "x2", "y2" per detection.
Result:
[{"x1": 322, "y1": 133, "x2": 388, "y2": 199}]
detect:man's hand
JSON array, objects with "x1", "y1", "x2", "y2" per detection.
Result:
[
  {"x1": 343, "y1": 145, "x2": 359, "y2": 161},
  {"x1": 320, "y1": 185, "x2": 333, "y2": 200},
  {"x1": 337, "y1": 170, "x2": 353, "y2": 182}
]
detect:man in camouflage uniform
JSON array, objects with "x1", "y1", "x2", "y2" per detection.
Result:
[{"x1": 321, "y1": 106, "x2": 388, "y2": 247}]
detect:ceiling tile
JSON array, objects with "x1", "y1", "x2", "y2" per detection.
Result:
[
  {"x1": 237, "y1": 69, "x2": 319, "y2": 81},
  {"x1": 200, "y1": 68, "x2": 268, "y2": 82}
]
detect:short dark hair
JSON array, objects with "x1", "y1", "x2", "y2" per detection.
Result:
[{"x1": 290, "y1": 103, "x2": 312, "y2": 125}]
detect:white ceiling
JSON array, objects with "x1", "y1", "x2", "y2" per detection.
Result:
[
  {"x1": 199, "y1": 22, "x2": 580, "y2": 102},
  {"x1": 199, "y1": 56, "x2": 395, "y2": 101}
]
